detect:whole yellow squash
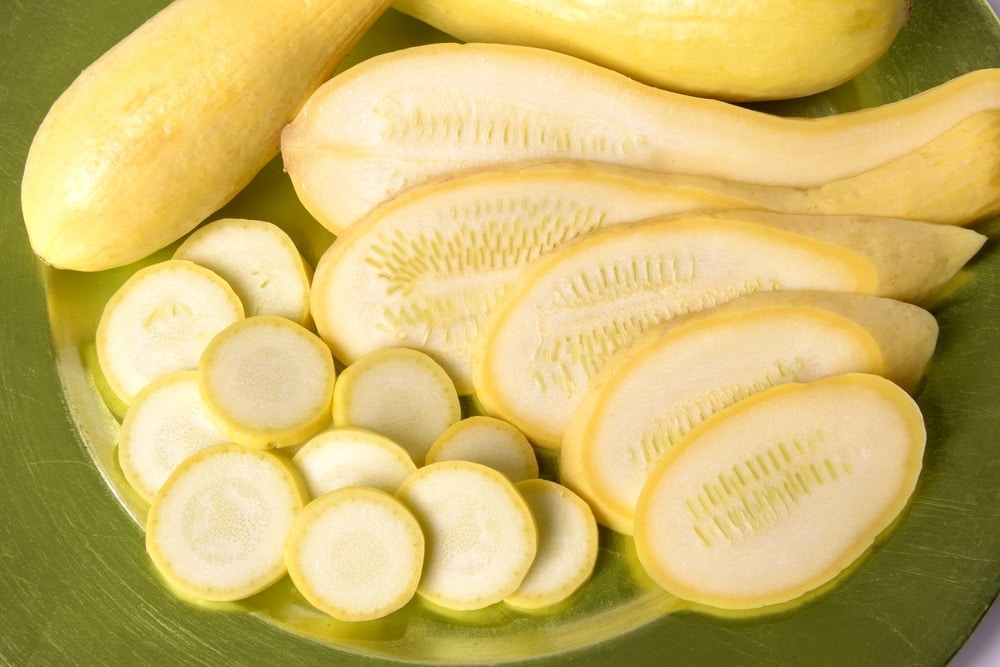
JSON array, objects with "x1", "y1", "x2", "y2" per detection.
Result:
[
  {"x1": 21, "y1": 0, "x2": 392, "y2": 272},
  {"x1": 393, "y1": 0, "x2": 912, "y2": 101}
]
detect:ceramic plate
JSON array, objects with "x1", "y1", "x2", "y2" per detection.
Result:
[{"x1": 3, "y1": 1, "x2": 1000, "y2": 664}]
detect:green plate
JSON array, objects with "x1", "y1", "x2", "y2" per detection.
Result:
[{"x1": 3, "y1": 1, "x2": 1000, "y2": 664}]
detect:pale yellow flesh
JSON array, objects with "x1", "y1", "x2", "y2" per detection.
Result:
[
  {"x1": 291, "y1": 427, "x2": 417, "y2": 498},
  {"x1": 472, "y1": 211, "x2": 979, "y2": 448},
  {"x1": 393, "y1": 0, "x2": 909, "y2": 101},
  {"x1": 174, "y1": 218, "x2": 313, "y2": 327},
  {"x1": 310, "y1": 159, "x2": 758, "y2": 394},
  {"x1": 118, "y1": 370, "x2": 229, "y2": 503},
  {"x1": 22, "y1": 0, "x2": 393, "y2": 271},
  {"x1": 281, "y1": 42, "x2": 1000, "y2": 233},
  {"x1": 285, "y1": 487, "x2": 424, "y2": 622},
  {"x1": 633, "y1": 374, "x2": 925, "y2": 610},
  {"x1": 560, "y1": 291, "x2": 936, "y2": 535},
  {"x1": 395, "y1": 461, "x2": 537, "y2": 611},
  {"x1": 198, "y1": 316, "x2": 336, "y2": 449},
  {"x1": 424, "y1": 416, "x2": 539, "y2": 483},
  {"x1": 146, "y1": 444, "x2": 308, "y2": 602},
  {"x1": 310, "y1": 133, "x2": 990, "y2": 396},
  {"x1": 96, "y1": 259, "x2": 245, "y2": 406},
  {"x1": 505, "y1": 479, "x2": 599, "y2": 610},
  {"x1": 332, "y1": 348, "x2": 461, "y2": 465}
]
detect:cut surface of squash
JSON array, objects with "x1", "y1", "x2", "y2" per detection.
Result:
[
  {"x1": 281, "y1": 41, "x2": 1000, "y2": 233},
  {"x1": 424, "y1": 416, "x2": 539, "y2": 483},
  {"x1": 473, "y1": 213, "x2": 870, "y2": 448},
  {"x1": 309, "y1": 141, "x2": 988, "y2": 395},
  {"x1": 396, "y1": 461, "x2": 537, "y2": 611},
  {"x1": 285, "y1": 487, "x2": 424, "y2": 622},
  {"x1": 561, "y1": 290, "x2": 936, "y2": 534},
  {"x1": 292, "y1": 427, "x2": 417, "y2": 498},
  {"x1": 174, "y1": 218, "x2": 313, "y2": 327},
  {"x1": 505, "y1": 478, "x2": 599, "y2": 610},
  {"x1": 146, "y1": 444, "x2": 307, "y2": 602},
  {"x1": 117, "y1": 370, "x2": 229, "y2": 503},
  {"x1": 473, "y1": 211, "x2": 970, "y2": 448},
  {"x1": 312, "y1": 161, "x2": 784, "y2": 394},
  {"x1": 333, "y1": 348, "x2": 461, "y2": 465},
  {"x1": 96, "y1": 259, "x2": 244, "y2": 405},
  {"x1": 199, "y1": 316, "x2": 335, "y2": 449},
  {"x1": 633, "y1": 373, "x2": 925, "y2": 610},
  {"x1": 309, "y1": 160, "x2": 771, "y2": 393}
]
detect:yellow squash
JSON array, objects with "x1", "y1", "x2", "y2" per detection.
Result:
[
  {"x1": 282, "y1": 43, "x2": 1000, "y2": 235},
  {"x1": 633, "y1": 373, "x2": 925, "y2": 610},
  {"x1": 22, "y1": 0, "x2": 392, "y2": 271},
  {"x1": 470, "y1": 210, "x2": 984, "y2": 448},
  {"x1": 309, "y1": 113, "x2": 998, "y2": 396},
  {"x1": 559, "y1": 290, "x2": 938, "y2": 534},
  {"x1": 393, "y1": 0, "x2": 911, "y2": 101}
]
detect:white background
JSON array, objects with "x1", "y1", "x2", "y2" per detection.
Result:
[{"x1": 949, "y1": 3, "x2": 998, "y2": 665}]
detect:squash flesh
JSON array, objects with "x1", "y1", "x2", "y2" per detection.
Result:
[
  {"x1": 310, "y1": 161, "x2": 777, "y2": 394},
  {"x1": 281, "y1": 42, "x2": 1000, "y2": 233},
  {"x1": 173, "y1": 218, "x2": 313, "y2": 327},
  {"x1": 284, "y1": 487, "x2": 424, "y2": 622},
  {"x1": 633, "y1": 373, "x2": 925, "y2": 610},
  {"x1": 396, "y1": 461, "x2": 537, "y2": 611},
  {"x1": 146, "y1": 444, "x2": 308, "y2": 602},
  {"x1": 471, "y1": 212, "x2": 980, "y2": 448},
  {"x1": 560, "y1": 291, "x2": 937, "y2": 534},
  {"x1": 96, "y1": 259, "x2": 245, "y2": 406},
  {"x1": 332, "y1": 348, "x2": 461, "y2": 465},
  {"x1": 198, "y1": 316, "x2": 336, "y2": 449},
  {"x1": 310, "y1": 151, "x2": 987, "y2": 395}
]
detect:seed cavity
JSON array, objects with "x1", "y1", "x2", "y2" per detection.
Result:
[
  {"x1": 629, "y1": 359, "x2": 809, "y2": 467},
  {"x1": 374, "y1": 90, "x2": 651, "y2": 159},
  {"x1": 684, "y1": 430, "x2": 853, "y2": 547},
  {"x1": 532, "y1": 254, "x2": 780, "y2": 398},
  {"x1": 361, "y1": 197, "x2": 610, "y2": 348},
  {"x1": 376, "y1": 288, "x2": 501, "y2": 347},
  {"x1": 144, "y1": 302, "x2": 194, "y2": 328}
]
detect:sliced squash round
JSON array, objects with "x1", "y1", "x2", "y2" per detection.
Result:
[
  {"x1": 96, "y1": 259, "x2": 244, "y2": 405},
  {"x1": 117, "y1": 370, "x2": 229, "y2": 502},
  {"x1": 285, "y1": 486, "x2": 425, "y2": 622},
  {"x1": 199, "y1": 315, "x2": 336, "y2": 449},
  {"x1": 425, "y1": 416, "x2": 539, "y2": 483},
  {"x1": 292, "y1": 427, "x2": 417, "y2": 497},
  {"x1": 174, "y1": 217, "x2": 313, "y2": 327},
  {"x1": 333, "y1": 347, "x2": 461, "y2": 465},
  {"x1": 505, "y1": 478, "x2": 598, "y2": 609},
  {"x1": 146, "y1": 444, "x2": 307, "y2": 602},
  {"x1": 396, "y1": 460, "x2": 537, "y2": 611},
  {"x1": 633, "y1": 373, "x2": 925, "y2": 610}
]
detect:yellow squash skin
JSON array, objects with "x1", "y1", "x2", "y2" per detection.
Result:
[
  {"x1": 393, "y1": 0, "x2": 911, "y2": 101},
  {"x1": 21, "y1": 0, "x2": 392, "y2": 272}
]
